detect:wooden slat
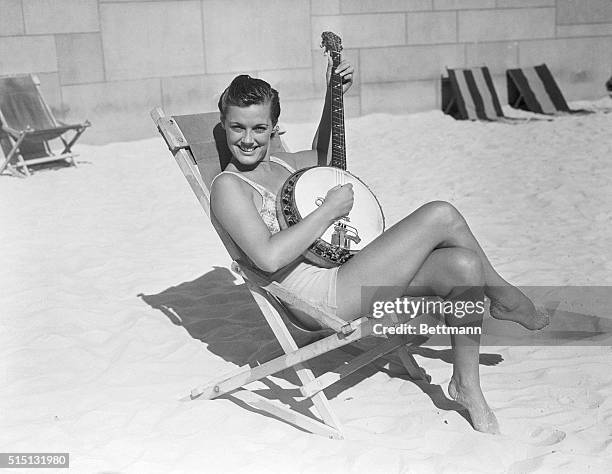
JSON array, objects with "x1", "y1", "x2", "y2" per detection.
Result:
[
  {"x1": 300, "y1": 336, "x2": 405, "y2": 398},
  {"x1": 151, "y1": 108, "x2": 189, "y2": 153},
  {"x1": 231, "y1": 390, "x2": 342, "y2": 439},
  {"x1": 395, "y1": 344, "x2": 428, "y2": 381},
  {"x1": 0, "y1": 132, "x2": 26, "y2": 175},
  {"x1": 248, "y1": 285, "x2": 344, "y2": 436},
  {"x1": 190, "y1": 331, "x2": 352, "y2": 400},
  {"x1": 174, "y1": 148, "x2": 211, "y2": 214},
  {"x1": 13, "y1": 153, "x2": 76, "y2": 167},
  {"x1": 189, "y1": 309, "x2": 425, "y2": 400}
]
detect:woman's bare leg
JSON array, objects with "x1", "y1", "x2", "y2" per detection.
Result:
[
  {"x1": 334, "y1": 200, "x2": 548, "y2": 433},
  {"x1": 445, "y1": 283, "x2": 499, "y2": 434},
  {"x1": 340, "y1": 235, "x2": 500, "y2": 432},
  {"x1": 419, "y1": 202, "x2": 550, "y2": 330},
  {"x1": 338, "y1": 201, "x2": 549, "y2": 329},
  {"x1": 409, "y1": 248, "x2": 499, "y2": 433}
]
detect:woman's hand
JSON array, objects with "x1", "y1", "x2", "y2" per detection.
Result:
[
  {"x1": 320, "y1": 183, "x2": 354, "y2": 221},
  {"x1": 326, "y1": 55, "x2": 354, "y2": 95}
]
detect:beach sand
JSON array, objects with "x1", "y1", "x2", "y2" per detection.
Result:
[{"x1": 1, "y1": 99, "x2": 611, "y2": 473}]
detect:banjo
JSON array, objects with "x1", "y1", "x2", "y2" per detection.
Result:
[{"x1": 276, "y1": 31, "x2": 385, "y2": 268}]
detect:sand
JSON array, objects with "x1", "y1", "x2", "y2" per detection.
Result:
[{"x1": 1, "y1": 99, "x2": 612, "y2": 473}]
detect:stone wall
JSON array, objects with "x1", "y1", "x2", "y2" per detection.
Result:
[{"x1": 1, "y1": 0, "x2": 610, "y2": 143}]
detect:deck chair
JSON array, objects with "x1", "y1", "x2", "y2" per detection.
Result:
[
  {"x1": 507, "y1": 64, "x2": 592, "y2": 115},
  {"x1": 0, "y1": 74, "x2": 90, "y2": 177},
  {"x1": 442, "y1": 66, "x2": 505, "y2": 121},
  {"x1": 151, "y1": 107, "x2": 434, "y2": 439}
]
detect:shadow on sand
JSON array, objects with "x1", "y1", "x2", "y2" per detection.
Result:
[{"x1": 139, "y1": 266, "x2": 508, "y2": 431}]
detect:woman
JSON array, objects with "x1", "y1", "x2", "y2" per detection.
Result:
[{"x1": 210, "y1": 58, "x2": 550, "y2": 434}]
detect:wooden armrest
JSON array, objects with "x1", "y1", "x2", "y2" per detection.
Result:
[
  {"x1": 56, "y1": 119, "x2": 91, "y2": 129},
  {"x1": 151, "y1": 108, "x2": 189, "y2": 153},
  {"x1": 2, "y1": 125, "x2": 23, "y2": 137}
]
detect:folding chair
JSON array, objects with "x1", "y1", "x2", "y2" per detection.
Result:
[
  {"x1": 151, "y1": 107, "x2": 433, "y2": 439},
  {"x1": 506, "y1": 64, "x2": 595, "y2": 115},
  {"x1": 0, "y1": 74, "x2": 90, "y2": 177},
  {"x1": 442, "y1": 66, "x2": 505, "y2": 121}
]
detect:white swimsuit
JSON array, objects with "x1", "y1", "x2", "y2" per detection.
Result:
[{"x1": 211, "y1": 156, "x2": 338, "y2": 320}]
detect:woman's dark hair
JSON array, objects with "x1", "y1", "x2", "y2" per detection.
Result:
[{"x1": 218, "y1": 75, "x2": 281, "y2": 125}]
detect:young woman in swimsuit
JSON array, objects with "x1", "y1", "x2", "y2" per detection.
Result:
[{"x1": 210, "y1": 57, "x2": 551, "y2": 435}]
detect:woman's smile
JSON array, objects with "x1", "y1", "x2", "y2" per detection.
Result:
[{"x1": 236, "y1": 141, "x2": 260, "y2": 155}]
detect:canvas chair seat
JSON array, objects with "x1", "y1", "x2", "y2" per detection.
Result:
[
  {"x1": 7, "y1": 125, "x2": 79, "y2": 139},
  {"x1": 0, "y1": 74, "x2": 90, "y2": 177},
  {"x1": 152, "y1": 107, "x2": 435, "y2": 439}
]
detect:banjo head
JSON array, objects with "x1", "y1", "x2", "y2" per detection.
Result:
[{"x1": 290, "y1": 167, "x2": 385, "y2": 252}]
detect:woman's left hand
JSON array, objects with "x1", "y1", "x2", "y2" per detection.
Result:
[{"x1": 326, "y1": 56, "x2": 354, "y2": 95}]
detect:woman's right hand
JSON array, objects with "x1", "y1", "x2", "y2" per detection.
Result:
[{"x1": 320, "y1": 183, "x2": 354, "y2": 221}]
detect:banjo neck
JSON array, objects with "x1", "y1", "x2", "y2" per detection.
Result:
[
  {"x1": 276, "y1": 31, "x2": 385, "y2": 268},
  {"x1": 329, "y1": 50, "x2": 347, "y2": 171}
]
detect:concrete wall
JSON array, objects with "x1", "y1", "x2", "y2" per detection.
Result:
[{"x1": 1, "y1": 0, "x2": 611, "y2": 144}]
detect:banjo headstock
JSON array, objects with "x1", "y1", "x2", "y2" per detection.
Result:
[{"x1": 321, "y1": 31, "x2": 343, "y2": 56}]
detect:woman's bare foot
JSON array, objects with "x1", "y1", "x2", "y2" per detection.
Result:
[
  {"x1": 448, "y1": 377, "x2": 500, "y2": 434},
  {"x1": 488, "y1": 287, "x2": 551, "y2": 330}
]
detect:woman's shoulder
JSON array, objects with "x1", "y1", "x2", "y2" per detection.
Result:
[{"x1": 211, "y1": 171, "x2": 252, "y2": 198}]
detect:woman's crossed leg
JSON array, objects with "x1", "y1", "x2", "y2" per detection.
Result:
[{"x1": 335, "y1": 200, "x2": 547, "y2": 433}]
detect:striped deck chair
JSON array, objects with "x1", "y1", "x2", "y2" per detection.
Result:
[
  {"x1": 151, "y1": 107, "x2": 435, "y2": 439},
  {"x1": 507, "y1": 64, "x2": 592, "y2": 115},
  {"x1": 0, "y1": 74, "x2": 90, "y2": 177},
  {"x1": 441, "y1": 67, "x2": 505, "y2": 121}
]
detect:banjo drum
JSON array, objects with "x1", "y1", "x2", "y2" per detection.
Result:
[{"x1": 276, "y1": 32, "x2": 385, "y2": 268}]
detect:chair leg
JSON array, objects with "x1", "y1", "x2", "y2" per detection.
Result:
[
  {"x1": 16, "y1": 153, "x2": 31, "y2": 177},
  {"x1": 395, "y1": 344, "x2": 429, "y2": 382},
  {"x1": 60, "y1": 129, "x2": 85, "y2": 168},
  {"x1": 231, "y1": 390, "x2": 342, "y2": 439},
  {"x1": 0, "y1": 133, "x2": 26, "y2": 176},
  {"x1": 443, "y1": 96, "x2": 456, "y2": 114},
  {"x1": 248, "y1": 287, "x2": 344, "y2": 437},
  {"x1": 188, "y1": 285, "x2": 345, "y2": 438},
  {"x1": 299, "y1": 335, "x2": 406, "y2": 398},
  {"x1": 512, "y1": 94, "x2": 524, "y2": 108},
  {"x1": 59, "y1": 137, "x2": 76, "y2": 167},
  {"x1": 0, "y1": 157, "x2": 14, "y2": 176},
  {"x1": 1, "y1": 161, "x2": 24, "y2": 178},
  {"x1": 61, "y1": 127, "x2": 86, "y2": 156}
]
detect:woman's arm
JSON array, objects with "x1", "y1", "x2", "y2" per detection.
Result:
[
  {"x1": 312, "y1": 56, "x2": 355, "y2": 165},
  {"x1": 284, "y1": 57, "x2": 355, "y2": 171},
  {"x1": 211, "y1": 174, "x2": 353, "y2": 273}
]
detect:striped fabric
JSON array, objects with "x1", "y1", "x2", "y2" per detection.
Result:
[
  {"x1": 442, "y1": 67, "x2": 504, "y2": 121},
  {"x1": 507, "y1": 64, "x2": 570, "y2": 114}
]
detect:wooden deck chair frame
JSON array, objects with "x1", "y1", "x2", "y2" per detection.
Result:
[
  {"x1": 151, "y1": 107, "x2": 432, "y2": 439},
  {"x1": 0, "y1": 74, "x2": 90, "y2": 177}
]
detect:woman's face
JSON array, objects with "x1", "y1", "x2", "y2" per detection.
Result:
[{"x1": 223, "y1": 102, "x2": 274, "y2": 167}]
